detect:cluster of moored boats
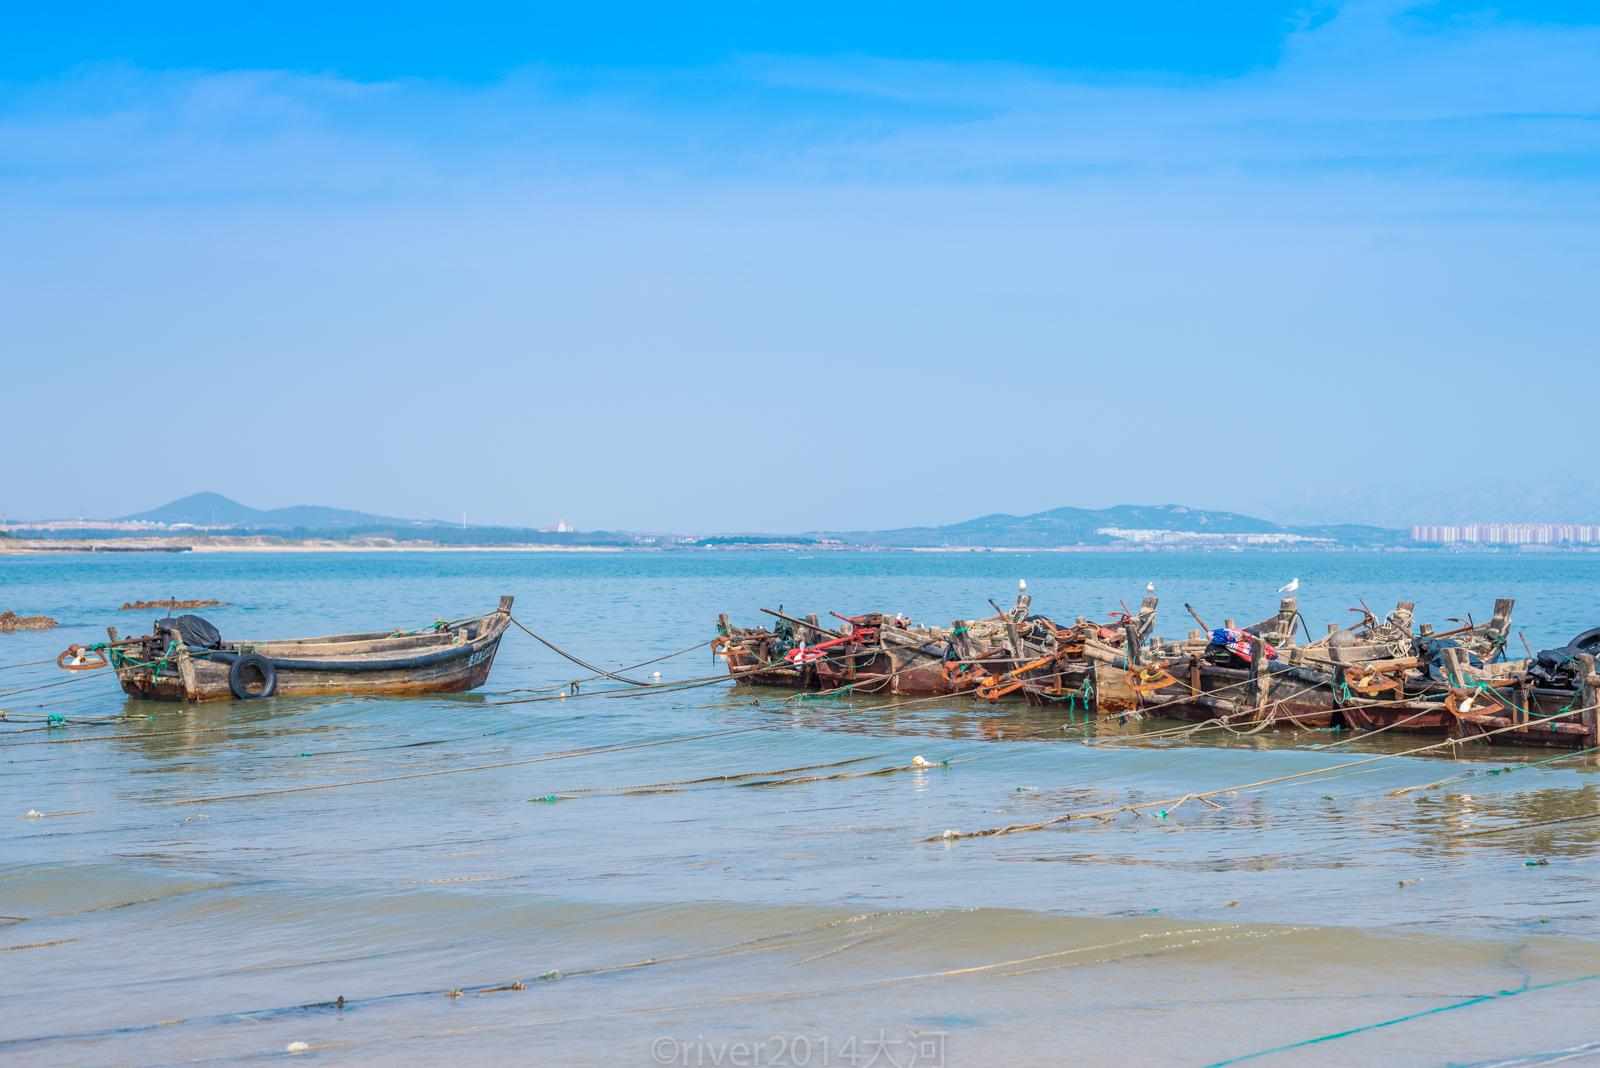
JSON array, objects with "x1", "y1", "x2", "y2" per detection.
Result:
[{"x1": 715, "y1": 587, "x2": 1600, "y2": 751}]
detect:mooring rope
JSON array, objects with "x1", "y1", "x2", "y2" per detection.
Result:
[
  {"x1": 1455, "y1": 811, "x2": 1600, "y2": 838},
  {"x1": 0, "y1": 909, "x2": 897, "y2": 1052},
  {"x1": 169, "y1": 725, "x2": 770, "y2": 805},
  {"x1": 1389, "y1": 744, "x2": 1600, "y2": 796},
  {"x1": 496, "y1": 636, "x2": 715, "y2": 696},
  {"x1": 508, "y1": 616, "x2": 653, "y2": 686},
  {"x1": 544, "y1": 755, "x2": 882, "y2": 797},
  {"x1": 0, "y1": 673, "x2": 101, "y2": 700},
  {"x1": 1203, "y1": 970, "x2": 1600, "y2": 1067},
  {"x1": 0, "y1": 656, "x2": 69, "y2": 672}
]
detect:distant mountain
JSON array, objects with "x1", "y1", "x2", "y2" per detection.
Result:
[
  {"x1": 824, "y1": 504, "x2": 1406, "y2": 548},
  {"x1": 120, "y1": 492, "x2": 431, "y2": 530},
  {"x1": 108, "y1": 493, "x2": 1408, "y2": 548}
]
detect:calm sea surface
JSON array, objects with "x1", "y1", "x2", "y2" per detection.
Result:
[{"x1": 4, "y1": 550, "x2": 1600, "y2": 1066}]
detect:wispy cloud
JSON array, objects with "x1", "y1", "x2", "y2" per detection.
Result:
[{"x1": 0, "y1": 2, "x2": 1595, "y2": 206}]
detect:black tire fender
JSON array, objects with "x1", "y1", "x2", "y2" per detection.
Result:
[
  {"x1": 1568, "y1": 628, "x2": 1600, "y2": 656},
  {"x1": 229, "y1": 653, "x2": 278, "y2": 699}
]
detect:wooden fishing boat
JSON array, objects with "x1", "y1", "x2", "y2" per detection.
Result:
[
  {"x1": 810, "y1": 590, "x2": 1049, "y2": 697},
  {"x1": 1438, "y1": 631, "x2": 1600, "y2": 749},
  {"x1": 73, "y1": 597, "x2": 515, "y2": 702},
  {"x1": 1133, "y1": 597, "x2": 1518, "y2": 735},
  {"x1": 713, "y1": 611, "x2": 826, "y2": 689},
  {"x1": 996, "y1": 594, "x2": 1160, "y2": 714}
]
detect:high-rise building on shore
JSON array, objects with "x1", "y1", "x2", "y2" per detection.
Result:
[{"x1": 1412, "y1": 524, "x2": 1600, "y2": 545}]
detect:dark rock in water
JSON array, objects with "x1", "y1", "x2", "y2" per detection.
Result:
[{"x1": 0, "y1": 610, "x2": 57, "y2": 632}]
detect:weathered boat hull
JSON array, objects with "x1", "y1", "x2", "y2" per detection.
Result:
[
  {"x1": 813, "y1": 649, "x2": 901, "y2": 695},
  {"x1": 722, "y1": 645, "x2": 816, "y2": 689},
  {"x1": 1449, "y1": 685, "x2": 1599, "y2": 749},
  {"x1": 714, "y1": 614, "x2": 824, "y2": 690},
  {"x1": 1126, "y1": 657, "x2": 1337, "y2": 728},
  {"x1": 1019, "y1": 665, "x2": 1096, "y2": 711},
  {"x1": 1336, "y1": 688, "x2": 1455, "y2": 734},
  {"x1": 109, "y1": 599, "x2": 513, "y2": 702}
]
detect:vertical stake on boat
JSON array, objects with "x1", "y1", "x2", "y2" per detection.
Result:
[
  {"x1": 1137, "y1": 594, "x2": 1158, "y2": 644},
  {"x1": 498, "y1": 595, "x2": 515, "y2": 614},
  {"x1": 1440, "y1": 646, "x2": 1473, "y2": 739},
  {"x1": 174, "y1": 637, "x2": 197, "y2": 702},
  {"x1": 105, "y1": 626, "x2": 121, "y2": 685},
  {"x1": 1248, "y1": 631, "x2": 1271, "y2": 722},
  {"x1": 1578, "y1": 654, "x2": 1598, "y2": 748},
  {"x1": 951, "y1": 620, "x2": 972, "y2": 662}
]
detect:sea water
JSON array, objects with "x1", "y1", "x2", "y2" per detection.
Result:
[{"x1": 3, "y1": 550, "x2": 1599, "y2": 1065}]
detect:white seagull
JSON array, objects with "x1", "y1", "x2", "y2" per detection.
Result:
[
  {"x1": 1278, "y1": 578, "x2": 1300, "y2": 594},
  {"x1": 1146, "y1": 581, "x2": 1156, "y2": 593},
  {"x1": 1018, "y1": 579, "x2": 1027, "y2": 592}
]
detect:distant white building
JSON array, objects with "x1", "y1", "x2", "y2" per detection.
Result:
[
  {"x1": 1412, "y1": 524, "x2": 1600, "y2": 545},
  {"x1": 1097, "y1": 528, "x2": 1330, "y2": 546}
]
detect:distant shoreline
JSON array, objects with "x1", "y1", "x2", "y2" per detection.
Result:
[{"x1": 4, "y1": 537, "x2": 1600, "y2": 556}]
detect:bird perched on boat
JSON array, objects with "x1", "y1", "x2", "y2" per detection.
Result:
[
  {"x1": 1146, "y1": 581, "x2": 1156, "y2": 593},
  {"x1": 1018, "y1": 579, "x2": 1027, "y2": 592},
  {"x1": 1278, "y1": 578, "x2": 1300, "y2": 593}
]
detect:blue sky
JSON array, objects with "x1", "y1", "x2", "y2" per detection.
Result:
[{"x1": 4, "y1": 2, "x2": 1598, "y2": 530}]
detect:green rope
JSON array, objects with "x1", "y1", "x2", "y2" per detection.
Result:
[
  {"x1": 1205, "y1": 970, "x2": 1600, "y2": 1067},
  {"x1": 107, "y1": 641, "x2": 178, "y2": 676},
  {"x1": 1451, "y1": 675, "x2": 1580, "y2": 722},
  {"x1": 1413, "y1": 744, "x2": 1600, "y2": 794},
  {"x1": 797, "y1": 684, "x2": 853, "y2": 701}
]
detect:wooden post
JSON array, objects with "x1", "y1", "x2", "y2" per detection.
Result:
[
  {"x1": 498, "y1": 595, "x2": 515, "y2": 614},
  {"x1": 1124, "y1": 619, "x2": 1142, "y2": 667},
  {"x1": 1440, "y1": 648, "x2": 1471, "y2": 731},
  {"x1": 174, "y1": 640, "x2": 197, "y2": 702},
  {"x1": 1248, "y1": 632, "x2": 1271, "y2": 722},
  {"x1": 1579, "y1": 655, "x2": 1598, "y2": 747},
  {"x1": 1278, "y1": 597, "x2": 1297, "y2": 642},
  {"x1": 951, "y1": 620, "x2": 973, "y2": 661}
]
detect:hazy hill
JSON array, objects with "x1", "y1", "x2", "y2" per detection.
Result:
[
  {"x1": 120, "y1": 492, "x2": 429, "y2": 530},
  {"x1": 106, "y1": 494, "x2": 1406, "y2": 548},
  {"x1": 827, "y1": 504, "x2": 1404, "y2": 548}
]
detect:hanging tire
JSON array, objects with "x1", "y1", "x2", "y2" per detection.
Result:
[
  {"x1": 1568, "y1": 628, "x2": 1600, "y2": 656},
  {"x1": 229, "y1": 653, "x2": 277, "y2": 699}
]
